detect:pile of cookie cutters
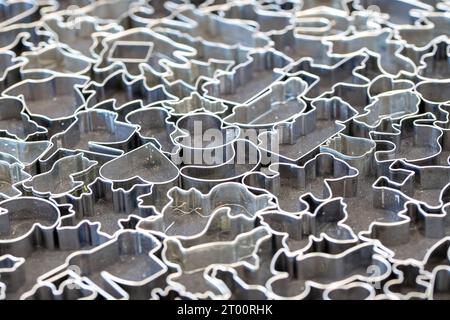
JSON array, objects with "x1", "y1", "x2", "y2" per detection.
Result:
[{"x1": 0, "y1": 0, "x2": 450, "y2": 300}]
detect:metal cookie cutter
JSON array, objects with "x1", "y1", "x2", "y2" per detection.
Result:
[
  {"x1": 223, "y1": 77, "x2": 309, "y2": 130},
  {"x1": 39, "y1": 0, "x2": 94, "y2": 16},
  {"x1": 204, "y1": 230, "x2": 286, "y2": 298},
  {"x1": 61, "y1": 177, "x2": 152, "y2": 236},
  {"x1": 370, "y1": 113, "x2": 443, "y2": 166},
  {"x1": 63, "y1": 0, "x2": 147, "y2": 26},
  {"x1": 318, "y1": 134, "x2": 416, "y2": 234},
  {"x1": 173, "y1": 112, "x2": 240, "y2": 165},
  {"x1": 212, "y1": 1, "x2": 294, "y2": 35},
  {"x1": 42, "y1": 15, "x2": 123, "y2": 61},
  {"x1": 395, "y1": 12, "x2": 450, "y2": 51},
  {"x1": 126, "y1": 1, "x2": 178, "y2": 28},
  {"x1": 201, "y1": 48, "x2": 293, "y2": 105},
  {"x1": 295, "y1": 7, "x2": 357, "y2": 38},
  {"x1": 0, "y1": 0, "x2": 449, "y2": 301},
  {"x1": 352, "y1": 90, "x2": 422, "y2": 139},
  {"x1": 161, "y1": 58, "x2": 234, "y2": 91},
  {"x1": 428, "y1": 265, "x2": 450, "y2": 299},
  {"x1": 257, "y1": 96, "x2": 358, "y2": 163},
  {"x1": 45, "y1": 109, "x2": 138, "y2": 160},
  {"x1": 153, "y1": 27, "x2": 253, "y2": 85},
  {"x1": 39, "y1": 230, "x2": 169, "y2": 300},
  {"x1": 94, "y1": 27, "x2": 196, "y2": 79},
  {"x1": 351, "y1": 0, "x2": 432, "y2": 27},
  {"x1": 0, "y1": 137, "x2": 51, "y2": 175},
  {"x1": 84, "y1": 69, "x2": 178, "y2": 112},
  {"x1": 141, "y1": 63, "x2": 194, "y2": 99},
  {"x1": 258, "y1": 198, "x2": 358, "y2": 254},
  {"x1": 326, "y1": 28, "x2": 417, "y2": 77},
  {"x1": 268, "y1": 6, "x2": 380, "y2": 64},
  {"x1": 2, "y1": 73, "x2": 89, "y2": 134},
  {"x1": 243, "y1": 152, "x2": 358, "y2": 214},
  {"x1": 206, "y1": 265, "x2": 270, "y2": 300},
  {"x1": 269, "y1": 24, "x2": 339, "y2": 66},
  {"x1": 0, "y1": 160, "x2": 30, "y2": 200},
  {"x1": 21, "y1": 153, "x2": 97, "y2": 202},
  {"x1": 417, "y1": 38, "x2": 450, "y2": 81},
  {"x1": 125, "y1": 106, "x2": 177, "y2": 153},
  {"x1": 359, "y1": 200, "x2": 449, "y2": 264},
  {"x1": 0, "y1": 21, "x2": 50, "y2": 54},
  {"x1": 136, "y1": 182, "x2": 276, "y2": 238},
  {"x1": 23, "y1": 276, "x2": 99, "y2": 300},
  {"x1": 99, "y1": 142, "x2": 180, "y2": 211},
  {"x1": 154, "y1": 6, "x2": 272, "y2": 49},
  {"x1": 285, "y1": 53, "x2": 370, "y2": 100},
  {"x1": 0, "y1": 197, "x2": 109, "y2": 299},
  {"x1": 0, "y1": 197, "x2": 58, "y2": 298},
  {"x1": 179, "y1": 139, "x2": 262, "y2": 192},
  {"x1": 266, "y1": 242, "x2": 391, "y2": 299},
  {"x1": 0, "y1": 96, "x2": 47, "y2": 141},
  {"x1": 0, "y1": 0, "x2": 40, "y2": 29},
  {"x1": 323, "y1": 282, "x2": 377, "y2": 300},
  {"x1": 162, "y1": 91, "x2": 228, "y2": 118},
  {"x1": 383, "y1": 262, "x2": 430, "y2": 300},
  {"x1": 416, "y1": 79, "x2": 450, "y2": 114},
  {"x1": 356, "y1": 159, "x2": 450, "y2": 263},
  {"x1": 20, "y1": 43, "x2": 93, "y2": 79},
  {"x1": 0, "y1": 50, "x2": 26, "y2": 92},
  {"x1": 161, "y1": 208, "x2": 272, "y2": 299}
]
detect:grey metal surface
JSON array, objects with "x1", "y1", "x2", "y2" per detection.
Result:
[{"x1": 0, "y1": 0, "x2": 449, "y2": 300}]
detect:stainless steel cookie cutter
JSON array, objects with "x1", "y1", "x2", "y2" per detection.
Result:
[
  {"x1": 285, "y1": 53, "x2": 371, "y2": 100},
  {"x1": 0, "y1": 160, "x2": 30, "y2": 200},
  {"x1": 93, "y1": 27, "x2": 196, "y2": 79},
  {"x1": 201, "y1": 48, "x2": 293, "y2": 105},
  {"x1": 0, "y1": 0, "x2": 40, "y2": 29},
  {"x1": 212, "y1": 1, "x2": 294, "y2": 35},
  {"x1": 257, "y1": 96, "x2": 358, "y2": 163},
  {"x1": 125, "y1": 106, "x2": 178, "y2": 153},
  {"x1": 38, "y1": 230, "x2": 169, "y2": 300},
  {"x1": 162, "y1": 91, "x2": 228, "y2": 118},
  {"x1": 2, "y1": 73, "x2": 89, "y2": 134},
  {"x1": 266, "y1": 242, "x2": 392, "y2": 299},
  {"x1": 21, "y1": 153, "x2": 97, "y2": 201},
  {"x1": 161, "y1": 208, "x2": 272, "y2": 299},
  {"x1": 20, "y1": 43, "x2": 93, "y2": 78},
  {"x1": 62, "y1": 0, "x2": 146, "y2": 26},
  {"x1": 0, "y1": 96, "x2": 47, "y2": 141},
  {"x1": 99, "y1": 142, "x2": 180, "y2": 211},
  {"x1": 0, "y1": 137, "x2": 52, "y2": 175},
  {"x1": 258, "y1": 198, "x2": 358, "y2": 254},
  {"x1": 45, "y1": 109, "x2": 138, "y2": 160},
  {"x1": 153, "y1": 6, "x2": 272, "y2": 49},
  {"x1": 326, "y1": 28, "x2": 417, "y2": 77},
  {"x1": 173, "y1": 112, "x2": 240, "y2": 165},
  {"x1": 0, "y1": 196, "x2": 109, "y2": 299},
  {"x1": 0, "y1": 50, "x2": 26, "y2": 92},
  {"x1": 179, "y1": 139, "x2": 261, "y2": 192},
  {"x1": 42, "y1": 15, "x2": 123, "y2": 62},
  {"x1": 0, "y1": 21, "x2": 50, "y2": 54},
  {"x1": 243, "y1": 152, "x2": 358, "y2": 213},
  {"x1": 223, "y1": 77, "x2": 309, "y2": 130},
  {"x1": 84, "y1": 69, "x2": 178, "y2": 111},
  {"x1": 136, "y1": 182, "x2": 276, "y2": 237}
]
